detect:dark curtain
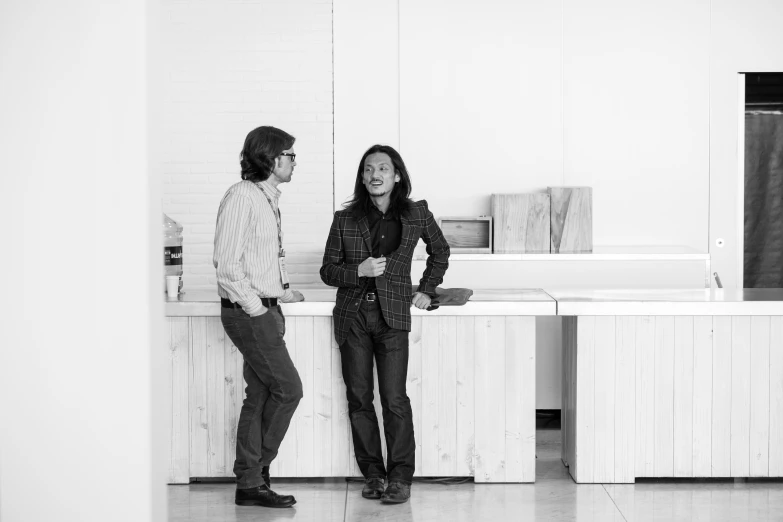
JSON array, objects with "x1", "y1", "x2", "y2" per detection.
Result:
[{"x1": 744, "y1": 112, "x2": 783, "y2": 288}]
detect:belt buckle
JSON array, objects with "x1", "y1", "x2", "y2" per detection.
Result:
[{"x1": 365, "y1": 292, "x2": 376, "y2": 302}]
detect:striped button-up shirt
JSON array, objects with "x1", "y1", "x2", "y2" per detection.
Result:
[{"x1": 213, "y1": 179, "x2": 295, "y2": 316}]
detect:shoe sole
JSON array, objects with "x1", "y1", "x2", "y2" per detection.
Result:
[
  {"x1": 362, "y1": 492, "x2": 383, "y2": 500},
  {"x1": 380, "y1": 497, "x2": 409, "y2": 504},
  {"x1": 235, "y1": 500, "x2": 296, "y2": 508}
]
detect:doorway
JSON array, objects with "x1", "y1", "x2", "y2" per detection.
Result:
[{"x1": 743, "y1": 72, "x2": 783, "y2": 288}]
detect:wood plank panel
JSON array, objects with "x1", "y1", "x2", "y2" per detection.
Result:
[
  {"x1": 593, "y1": 316, "x2": 615, "y2": 483},
  {"x1": 548, "y1": 186, "x2": 593, "y2": 254},
  {"x1": 474, "y1": 316, "x2": 506, "y2": 482},
  {"x1": 635, "y1": 316, "x2": 655, "y2": 477},
  {"x1": 168, "y1": 318, "x2": 190, "y2": 483},
  {"x1": 313, "y1": 317, "x2": 333, "y2": 476},
  {"x1": 172, "y1": 312, "x2": 539, "y2": 482},
  {"x1": 438, "y1": 316, "x2": 458, "y2": 475},
  {"x1": 276, "y1": 317, "x2": 297, "y2": 476},
  {"x1": 561, "y1": 316, "x2": 571, "y2": 466},
  {"x1": 164, "y1": 318, "x2": 174, "y2": 482},
  {"x1": 295, "y1": 317, "x2": 314, "y2": 476},
  {"x1": 614, "y1": 316, "x2": 636, "y2": 483},
  {"x1": 505, "y1": 316, "x2": 535, "y2": 482},
  {"x1": 224, "y1": 327, "x2": 243, "y2": 479},
  {"x1": 575, "y1": 316, "x2": 595, "y2": 482},
  {"x1": 673, "y1": 316, "x2": 694, "y2": 477},
  {"x1": 189, "y1": 317, "x2": 208, "y2": 477},
  {"x1": 711, "y1": 316, "x2": 732, "y2": 476},
  {"x1": 330, "y1": 326, "x2": 352, "y2": 476},
  {"x1": 504, "y1": 316, "x2": 524, "y2": 481},
  {"x1": 654, "y1": 316, "x2": 674, "y2": 477},
  {"x1": 421, "y1": 317, "x2": 440, "y2": 475},
  {"x1": 205, "y1": 318, "x2": 226, "y2": 475},
  {"x1": 692, "y1": 316, "x2": 713, "y2": 477},
  {"x1": 566, "y1": 316, "x2": 578, "y2": 476},
  {"x1": 519, "y1": 317, "x2": 536, "y2": 483},
  {"x1": 749, "y1": 316, "x2": 770, "y2": 477},
  {"x1": 456, "y1": 317, "x2": 476, "y2": 477},
  {"x1": 769, "y1": 317, "x2": 783, "y2": 476},
  {"x1": 408, "y1": 316, "x2": 423, "y2": 477},
  {"x1": 491, "y1": 193, "x2": 550, "y2": 253},
  {"x1": 730, "y1": 316, "x2": 751, "y2": 477}
]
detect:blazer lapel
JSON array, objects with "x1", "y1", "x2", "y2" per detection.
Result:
[
  {"x1": 357, "y1": 214, "x2": 373, "y2": 254},
  {"x1": 400, "y1": 206, "x2": 417, "y2": 245},
  {"x1": 400, "y1": 213, "x2": 413, "y2": 245}
]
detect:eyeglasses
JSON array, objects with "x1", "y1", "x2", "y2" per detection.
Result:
[{"x1": 279, "y1": 153, "x2": 296, "y2": 162}]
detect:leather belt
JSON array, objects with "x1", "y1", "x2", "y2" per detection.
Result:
[{"x1": 221, "y1": 297, "x2": 278, "y2": 309}]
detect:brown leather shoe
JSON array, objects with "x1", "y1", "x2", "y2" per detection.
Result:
[
  {"x1": 235, "y1": 485, "x2": 296, "y2": 508},
  {"x1": 380, "y1": 481, "x2": 411, "y2": 504},
  {"x1": 361, "y1": 477, "x2": 386, "y2": 499}
]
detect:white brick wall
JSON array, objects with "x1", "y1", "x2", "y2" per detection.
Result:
[{"x1": 161, "y1": 0, "x2": 333, "y2": 291}]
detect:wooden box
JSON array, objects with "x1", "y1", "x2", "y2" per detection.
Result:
[
  {"x1": 437, "y1": 216, "x2": 493, "y2": 254},
  {"x1": 491, "y1": 193, "x2": 550, "y2": 253},
  {"x1": 548, "y1": 187, "x2": 592, "y2": 253}
]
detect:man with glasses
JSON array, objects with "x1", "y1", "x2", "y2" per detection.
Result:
[
  {"x1": 213, "y1": 125, "x2": 305, "y2": 508},
  {"x1": 320, "y1": 144, "x2": 450, "y2": 504}
]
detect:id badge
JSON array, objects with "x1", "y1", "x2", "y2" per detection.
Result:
[{"x1": 278, "y1": 250, "x2": 290, "y2": 289}]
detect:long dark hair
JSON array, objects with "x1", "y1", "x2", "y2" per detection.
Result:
[
  {"x1": 239, "y1": 126, "x2": 295, "y2": 182},
  {"x1": 343, "y1": 144, "x2": 413, "y2": 216}
]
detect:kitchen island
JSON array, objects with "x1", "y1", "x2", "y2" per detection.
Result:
[
  {"x1": 164, "y1": 288, "x2": 555, "y2": 484},
  {"x1": 554, "y1": 289, "x2": 783, "y2": 483}
]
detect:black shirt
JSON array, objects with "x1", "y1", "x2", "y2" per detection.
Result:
[{"x1": 365, "y1": 204, "x2": 402, "y2": 292}]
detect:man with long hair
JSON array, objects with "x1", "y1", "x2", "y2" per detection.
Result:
[
  {"x1": 213, "y1": 125, "x2": 305, "y2": 508},
  {"x1": 320, "y1": 144, "x2": 450, "y2": 504}
]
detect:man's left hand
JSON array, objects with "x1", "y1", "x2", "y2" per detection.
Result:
[
  {"x1": 411, "y1": 292, "x2": 431, "y2": 310},
  {"x1": 291, "y1": 290, "x2": 305, "y2": 302}
]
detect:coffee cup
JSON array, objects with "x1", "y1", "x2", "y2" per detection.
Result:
[{"x1": 166, "y1": 276, "x2": 180, "y2": 299}]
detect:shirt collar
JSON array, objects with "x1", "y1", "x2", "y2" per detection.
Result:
[{"x1": 257, "y1": 180, "x2": 281, "y2": 200}]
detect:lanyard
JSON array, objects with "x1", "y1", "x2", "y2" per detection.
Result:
[
  {"x1": 254, "y1": 183, "x2": 285, "y2": 257},
  {"x1": 254, "y1": 182, "x2": 289, "y2": 289}
]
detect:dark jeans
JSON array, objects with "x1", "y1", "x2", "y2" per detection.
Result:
[
  {"x1": 221, "y1": 305, "x2": 303, "y2": 489},
  {"x1": 339, "y1": 299, "x2": 415, "y2": 484}
]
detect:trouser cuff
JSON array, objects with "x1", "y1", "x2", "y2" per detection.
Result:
[{"x1": 236, "y1": 473, "x2": 266, "y2": 490}]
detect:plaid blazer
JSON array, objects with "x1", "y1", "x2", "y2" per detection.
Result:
[{"x1": 320, "y1": 200, "x2": 450, "y2": 345}]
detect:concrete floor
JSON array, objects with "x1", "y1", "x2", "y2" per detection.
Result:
[{"x1": 168, "y1": 427, "x2": 783, "y2": 521}]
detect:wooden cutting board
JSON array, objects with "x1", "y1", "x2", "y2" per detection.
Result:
[
  {"x1": 491, "y1": 193, "x2": 551, "y2": 253},
  {"x1": 548, "y1": 187, "x2": 592, "y2": 253}
]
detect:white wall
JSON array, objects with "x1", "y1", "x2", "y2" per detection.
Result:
[
  {"x1": 400, "y1": 0, "x2": 710, "y2": 251},
  {"x1": 0, "y1": 1, "x2": 165, "y2": 520},
  {"x1": 334, "y1": 0, "x2": 400, "y2": 207},
  {"x1": 400, "y1": 0, "x2": 564, "y2": 214},
  {"x1": 562, "y1": 0, "x2": 710, "y2": 250},
  {"x1": 160, "y1": 0, "x2": 334, "y2": 290},
  {"x1": 336, "y1": 0, "x2": 716, "y2": 253}
]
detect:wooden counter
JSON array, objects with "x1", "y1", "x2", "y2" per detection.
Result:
[
  {"x1": 164, "y1": 288, "x2": 555, "y2": 484},
  {"x1": 553, "y1": 289, "x2": 783, "y2": 483}
]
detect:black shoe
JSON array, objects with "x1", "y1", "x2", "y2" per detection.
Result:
[
  {"x1": 235, "y1": 485, "x2": 296, "y2": 508},
  {"x1": 262, "y1": 465, "x2": 270, "y2": 487},
  {"x1": 361, "y1": 477, "x2": 386, "y2": 499},
  {"x1": 380, "y1": 481, "x2": 411, "y2": 504}
]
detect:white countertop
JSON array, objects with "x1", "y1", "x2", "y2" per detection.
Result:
[
  {"x1": 165, "y1": 288, "x2": 557, "y2": 317},
  {"x1": 551, "y1": 289, "x2": 783, "y2": 316}
]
